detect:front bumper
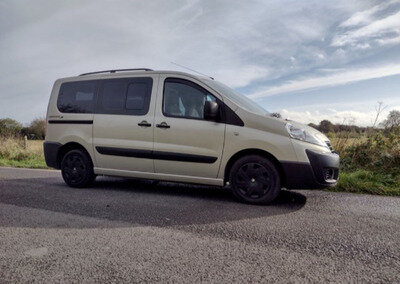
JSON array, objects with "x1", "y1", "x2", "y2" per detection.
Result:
[{"x1": 282, "y1": 149, "x2": 339, "y2": 189}]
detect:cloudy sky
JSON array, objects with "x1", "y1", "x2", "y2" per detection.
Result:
[{"x1": 1, "y1": 0, "x2": 400, "y2": 126}]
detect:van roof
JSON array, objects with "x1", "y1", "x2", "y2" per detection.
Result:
[
  {"x1": 75, "y1": 68, "x2": 213, "y2": 81},
  {"x1": 79, "y1": 68, "x2": 154, "y2": 76}
]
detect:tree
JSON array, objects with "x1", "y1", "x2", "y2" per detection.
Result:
[
  {"x1": 26, "y1": 117, "x2": 46, "y2": 139},
  {"x1": 307, "y1": 123, "x2": 319, "y2": 130},
  {"x1": 318, "y1": 120, "x2": 334, "y2": 133},
  {"x1": 270, "y1": 112, "x2": 282, "y2": 118},
  {"x1": 0, "y1": 118, "x2": 23, "y2": 137},
  {"x1": 380, "y1": 110, "x2": 400, "y2": 130},
  {"x1": 372, "y1": 101, "x2": 387, "y2": 128}
]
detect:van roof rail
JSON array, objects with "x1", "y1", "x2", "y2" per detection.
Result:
[{"x1": 79, "y1": 68, "x2": 153, "y2": 76}]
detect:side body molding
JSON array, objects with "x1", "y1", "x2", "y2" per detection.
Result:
[{"x1": 95, "y1": 146, "x2": 218, "y2": 164}]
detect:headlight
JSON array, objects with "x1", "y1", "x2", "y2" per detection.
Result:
[{"x1": 285, "y1": 123, "x2": 327, "y2": 147}]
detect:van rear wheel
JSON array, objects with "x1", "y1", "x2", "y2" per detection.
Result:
[
  {"x1": 61, "y1": 149, "x2": 95, "y2": 188},
  {"x1": 229, "y1": 155, "x2": 281, "y2": 205}
]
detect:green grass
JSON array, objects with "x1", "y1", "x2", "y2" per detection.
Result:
[
  {"x1": 331, "y1": 170, "x2": 400, "y2": 197},
  {"x1": 0, "y1": 156, "x2": 48, "y2": 169}
]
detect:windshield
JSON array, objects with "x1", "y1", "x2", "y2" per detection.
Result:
[{"x1": 203, "y1": 79, "x2": 268, "y2": 115}]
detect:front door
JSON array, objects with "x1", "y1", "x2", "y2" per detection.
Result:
[
  {"x1": 153, "y1": 76, "x2": 225, "y2": 178},
  {"x1": 93, "y1": 75, "x2": 158, "y2": 173}
]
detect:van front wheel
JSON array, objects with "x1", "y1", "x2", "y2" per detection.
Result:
[
  {"x1": 61, "y1": 149, "x2": 95, "y2": 188},
  {"x1": 229, "y1": 155, "x2": 281, "y2": 205}
]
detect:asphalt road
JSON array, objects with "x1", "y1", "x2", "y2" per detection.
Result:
[{"x1": 0, "y1": 167, "x2": 399, "y2": 283}]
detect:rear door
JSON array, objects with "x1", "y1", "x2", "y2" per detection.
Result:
[
  {"x1": 153, "y1": 75, "x2": 225, "y2": 178},
  {"x1": 93, "y1": 75, "x2": 158, "y2": 173}
]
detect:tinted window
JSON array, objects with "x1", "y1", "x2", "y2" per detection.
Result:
[
  {"x1": 57, "y1": 81, "x2": 97, "y2": 113},
  {"x1": 97, "y1": 77, "x2": 152, "y2": 115},
  {"x1": 163, "y1": 78, "x2": 217, "y2": 120},
  {"x1": 102, "y1": 80, "x2": 126, "y2": 111},
  {"x1": 126, "y1": 82, "x2": 147, "y2": 110}
]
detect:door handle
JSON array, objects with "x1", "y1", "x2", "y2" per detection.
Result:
[
  {"x1": 138, "y1": 120, "x2": 152, "y2": 127},
  {"x1": 156, "y1": 122, "x2": 170, "y2": 129}
]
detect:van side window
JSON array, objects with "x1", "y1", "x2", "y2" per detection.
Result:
[
  {"x1": 126, "y1": 82, "x2": 147, "y2": 110},
  {"x1": 163, "y1": 78, "x2": 217, "y2": 120},
  {"x1": 57, "y1": 81, "x2": 97, "y2": 113},
  {"x1": 102, "y1": 80, "x2": 126, "y2": 111},
  {"x1": 96, "y1": 77, "x2": 153, "y2": 115}
]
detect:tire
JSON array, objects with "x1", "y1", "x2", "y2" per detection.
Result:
[
  {"x1": 61, "y1": 149, "x2": 95, "y2": 188},
  {"x1": 229, "y1": 155, "x2": 281, "y2": 205}
]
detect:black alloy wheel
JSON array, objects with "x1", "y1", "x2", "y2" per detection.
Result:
[
  {"x1": 61, "y1": 149, "x2": 95, "y2": 188},
  {"x1": 230, "y1": 155, "x2": 281, "y2": 204}
]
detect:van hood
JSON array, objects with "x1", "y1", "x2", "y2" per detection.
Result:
[{"x1": 234, "y1": 107, "x2": 330, "y2": 143}]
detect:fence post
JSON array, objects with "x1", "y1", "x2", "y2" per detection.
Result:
[{"x1": 24, "y1": 135, "x2": 28, "y2": 149}]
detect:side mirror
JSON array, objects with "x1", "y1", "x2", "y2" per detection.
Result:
[{"x1": 204, "y1": 101, "x2": 219, "y2": 120}]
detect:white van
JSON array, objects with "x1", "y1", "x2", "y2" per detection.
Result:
[{"x1": 44, "y1": 68, "x2": 339, "y2": 204}]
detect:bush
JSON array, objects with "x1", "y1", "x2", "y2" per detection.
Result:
[
  {"x1": 339, "y1": 129, "x2": 400, "y2": 176},
  {"x1": 329, "y1": 126, "x2": 400, "y2": 196},
  {"x1": 26, "y1": 117, "x2": 46, "y2": 140},
  {"x1": 0, "y1": 118, "x2": 23, "y2": 137}
]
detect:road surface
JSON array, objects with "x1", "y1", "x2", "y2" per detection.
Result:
[{"x1": 0, "y1": 167, "x2": 399, "y2": 283}]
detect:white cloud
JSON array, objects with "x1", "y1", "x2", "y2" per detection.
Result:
[
  {"x1": 353, "y1": 43, "x2": 371, "y2": 49},
  {"x1": 332, "y1": 9, "x2": 400, "y2": 47},
  {"x1": 213, "y1": 66, "x2": 269, "y2": 88},
  {"x1": 249, "y1": 63, "x2": 400, "y2": 99},
  {"x1": 339, "y1": 1, "x2": 395, "y2": 28},
  {"x1": 376, "y1": 35, "x2": 400, "y2": 46},
  {"x1": 0, "y1": 0, "x2": 276, "y2": 122},
  {"x1": 280, "y1": 106, "x2": 400, "y2": 127}
]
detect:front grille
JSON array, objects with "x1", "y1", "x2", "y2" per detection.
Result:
[{"x1": 325, "y1": 141, "x2": 333, "y2": 152}]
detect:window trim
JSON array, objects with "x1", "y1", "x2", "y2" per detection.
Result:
[{"x1": 162, "y1": 77, "x2": 223, "y2": 122}]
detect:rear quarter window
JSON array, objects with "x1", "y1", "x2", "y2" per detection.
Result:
[{"x1": 57, "y1": 81, "x2": 97, "y2": 113}]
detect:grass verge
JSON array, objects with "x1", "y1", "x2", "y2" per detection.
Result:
[
  {"x1": 0, "y1": 156, "x2": 48, "y2": 169},
  {"x1": 331, "y1": 170, "x2": 400, "y2": 197},
  {"x1": 0, "y1": 138, "x2": 49, "y2": 169}
]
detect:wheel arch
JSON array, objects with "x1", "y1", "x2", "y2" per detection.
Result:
[{"x1": 224, "y1": 148, "x2": 285, "y2": 186}]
